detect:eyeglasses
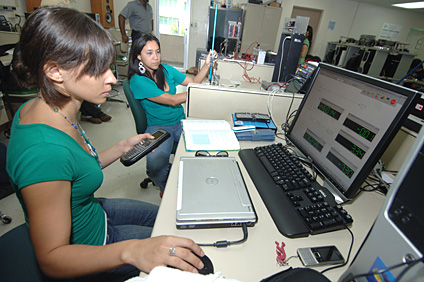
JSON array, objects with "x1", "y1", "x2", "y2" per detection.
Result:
[{"x1": 195, "y1": 150, "x2": 229, "y2": 157}]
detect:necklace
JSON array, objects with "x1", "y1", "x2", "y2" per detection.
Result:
[{"x1": 37, "y1": 94, "x2": 103, "y2": 169}]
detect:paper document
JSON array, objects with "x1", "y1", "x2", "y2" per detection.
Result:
[{"x1": 181, "y1": 120, "x2": 240, "y2": 151}]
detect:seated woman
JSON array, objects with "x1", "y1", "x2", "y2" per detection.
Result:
[
  {"x1": 7, "y1": 6, "x2": 205, "y2": 281},
  {"x1": 128, "y1": 34, "x2": 215, "y2": 197}
]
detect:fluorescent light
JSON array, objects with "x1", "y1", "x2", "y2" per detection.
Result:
[{"x1": 392, "y1": 1, "x2": 424, "y2": 9}]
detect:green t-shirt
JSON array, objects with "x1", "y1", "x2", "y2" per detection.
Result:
[
  {"x1": 298, "y1": 38, "x2": 310, "y2": 65},
  {"x1": 130, "y1": 64, "x2": 186, "y2": 126},
  {"x1": 6, "y1": 103, "x2": 106, "y2": 246}
]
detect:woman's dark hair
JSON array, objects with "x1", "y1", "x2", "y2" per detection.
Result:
[
  {"x1": 306, "y1": 25, "x2": 313, "y2": 43},
  {"x1": 13, "y1": 6, "x2": 115, "y2": 108},
  {"x1": 128, "y1": 33, "x2": 167, "y2": 90}
]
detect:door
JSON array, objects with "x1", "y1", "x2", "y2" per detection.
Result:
[
  {"x1": 291, "y1": 6, "x2": 322, "y2": 54},
  {"x1": 157, "y1": 0, "x2": 190, "y2": 70}
]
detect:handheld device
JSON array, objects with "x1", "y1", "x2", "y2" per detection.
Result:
[
  {"x1": 120, "y1": 129, "x2": 170, "y2": 167},
  {"x1": 297, "y1": 246, "x2": 344, "y2": 266}
]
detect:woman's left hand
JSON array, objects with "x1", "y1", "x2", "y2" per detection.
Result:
[
  {"x1": 97, "y1": 133, "x2": 155, "y2": 168},
  {"x1": 122, "y1": 133, "x2": 155, "y2": 153}
]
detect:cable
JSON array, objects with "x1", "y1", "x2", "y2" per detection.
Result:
[
  {"x1": 342, "y1": 256, "x2": 424, "y2": 282},
  {"x1": 320, "y1": 225, "x2": 354, "y2": 274},
  {"x1": 197, "y1": 223, "x2": 248, "y2": 248},
  {"x1": 396, "y1": 60, "x2": 424, "y2": 84},
  {"x1": 276, "y1": 36, "x2": 291, "y2": 83},
  {"x1": 394, "y1": 256, "x2": 424, "y2": 282}
]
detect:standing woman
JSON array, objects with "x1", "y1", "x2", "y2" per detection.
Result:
[
  {"x1": 298, "y1": 25, "x2": 313, "y2": 65},
  {"x1": 128, "y1": 34, "x2": 216, "y2": 197},
  {"x1": 7, "y1": 6, "x2": 205, "y2": 281}
]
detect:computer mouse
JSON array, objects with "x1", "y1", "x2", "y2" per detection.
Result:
[{"x1": 193, "y1": 252, "x2": 214, "y2": 275}]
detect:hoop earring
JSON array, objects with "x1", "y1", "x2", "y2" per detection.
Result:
[{"x1": 138, "y1": 61, "x2": 146, "y2": 74}]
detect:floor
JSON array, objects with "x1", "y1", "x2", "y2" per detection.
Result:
[{"x1": 0, "y1": 83, "x2": 175, "y2": 236}]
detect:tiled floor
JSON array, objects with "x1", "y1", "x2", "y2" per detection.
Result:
[{"x1": 0, "y1": 84, "x2": 165, "y2": 236}]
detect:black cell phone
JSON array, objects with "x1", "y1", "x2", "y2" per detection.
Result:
[
  {"x1": 120, "y1": 129, "x2": 170, "y2": 167},
  {"x1": 297, "y1": 246, "x2": 344, "y2": 266},
  {"x1": 235, "y1": 112, "x2": 254, "y2": 121}
]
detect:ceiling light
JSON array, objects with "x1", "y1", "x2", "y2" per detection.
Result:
[{"x1": 392, "y1": 1, "x2": 424, "y2": 9}]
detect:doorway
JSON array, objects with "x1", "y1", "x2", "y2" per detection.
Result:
[
  {"x1": 156, "y1": 0, "x2": 191, "y2": 71},
  {"x1": 291, "y1": 6, "x2": 322, "y2": 57}
]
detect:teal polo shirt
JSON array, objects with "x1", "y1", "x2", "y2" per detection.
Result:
[{"x1": 130, "y1": 64, "x2": 186, "y2": 127}]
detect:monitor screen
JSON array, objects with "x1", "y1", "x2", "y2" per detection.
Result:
[{"x1": 286, "y1": 63, "x2": 419, "y2": 201}]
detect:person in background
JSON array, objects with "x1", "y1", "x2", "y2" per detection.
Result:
[
  {"x1": 7, "y1": 6, "x2": 205, "y2": 281},
  {"x1": 128, "y1": 34, "x2": 216, "y2": 198},
  {"x1": 80, "y1": 101, "x2": 112, "y2": 124},
  {"x1": 298, "y1": 25, "x2": 313, "y2": 65},
  {"x1": 407, "y1": 58, "x2": 424, "y2": 82},
  {"x1": 119, "y1": 0, "x2": 153, "y2": 44}
]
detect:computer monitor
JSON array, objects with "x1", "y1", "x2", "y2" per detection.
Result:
[{"x1": 286, "y1": 63, "x2": 419, "y2": 202}]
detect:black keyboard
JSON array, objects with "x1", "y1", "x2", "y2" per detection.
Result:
[{"x1": 239, "y1": 143, "x2": 353, "y2": 238}]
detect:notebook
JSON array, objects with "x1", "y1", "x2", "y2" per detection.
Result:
[{"x1": 176, "y1": 157, "x2": 257, "y2": 229}]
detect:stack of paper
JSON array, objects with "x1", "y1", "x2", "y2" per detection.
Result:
[{"x1": 181, "y1": 120, "x2": 240, "y2": 151}]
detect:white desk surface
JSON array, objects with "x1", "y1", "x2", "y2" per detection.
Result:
[{"x1": 146, "y1": 137, "x2": 386, "y2": 282}]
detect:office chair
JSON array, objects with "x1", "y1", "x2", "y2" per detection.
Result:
[
  {"x1": 122, "y1": 79, "x2": 178, "y2": 189},
  {"x1": 0, "y1": 223, "x2": 51, "y2": 282}
]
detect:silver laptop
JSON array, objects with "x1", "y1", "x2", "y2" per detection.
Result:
[{"x1": 176, "y1": 157, "x2": 257, "y2": 229}]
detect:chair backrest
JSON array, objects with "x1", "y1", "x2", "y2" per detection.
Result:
[
  {"x1": 123, "y1": 79, "x2": 148, "y2": 134},
  {"x1": 0, "y1": 223, "x2": 50, "y2": 281}
]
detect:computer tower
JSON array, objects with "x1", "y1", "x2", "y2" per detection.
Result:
[
  {"x1": 272, "y1": 33, "x2": 305, "y2": 83},
  {"x1": 339, "y1": 127, "x2": 424, "y2": 281}
]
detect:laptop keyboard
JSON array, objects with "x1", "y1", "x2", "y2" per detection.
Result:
[{"x1": 239, "y1": 143, "x2": 353, "y2": 238}]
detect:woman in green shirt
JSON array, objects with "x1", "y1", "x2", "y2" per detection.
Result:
[
  {"x1": 6, "y1": 6, "x2": 205, "y2": 281},
  {"x1": 128, "y1": 34, "x2": 215, "y2": 197}
]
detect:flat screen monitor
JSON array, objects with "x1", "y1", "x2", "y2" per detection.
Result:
[{"x1": 286, "y1": 63, "x2": 419, "y2": 201}]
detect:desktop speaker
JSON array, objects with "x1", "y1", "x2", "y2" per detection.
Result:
[{"x1": 90, "y1": 0, "x2": 115, "y2": 28}]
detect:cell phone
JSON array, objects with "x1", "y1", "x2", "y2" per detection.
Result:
[
  {"x1": 297, "y1": 246, "x2": 344, "y2": 266},
  {"x1": 120, "y1": 129, "x2": 170, "y2": 167}
]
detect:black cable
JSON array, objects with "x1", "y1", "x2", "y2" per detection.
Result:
[
  {"x1": 320, "y1": 225, "x2": 354, "y2": 274},
  {"x1": 394, "y1": 256, "x2": 424, "y2": 282},
  {"x1": 343, "y1": 256, "x2": 424, "y2": 282},
  {"x1": 197, "y1": 223, "x2": 248, "y2": 248}
]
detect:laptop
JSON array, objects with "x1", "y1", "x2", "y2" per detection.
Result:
[{"x1": 176, "y1": 157, "x2": 257, "y2": 229}]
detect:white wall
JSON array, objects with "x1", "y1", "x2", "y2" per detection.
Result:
[
  {"x1": 5, "y1": 0, "x2": 424, "y2": 67},
  {"x1": 279, "y1": 0, "x2": 424, "y2": 60}
]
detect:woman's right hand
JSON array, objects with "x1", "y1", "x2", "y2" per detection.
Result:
[{"x1": 125, "y1": 236, "x2": 205, "y2": 274}]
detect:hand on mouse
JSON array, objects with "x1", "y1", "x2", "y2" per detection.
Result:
[{"x1": 124, "y1": 236, "x2": 205, "y2": 274}]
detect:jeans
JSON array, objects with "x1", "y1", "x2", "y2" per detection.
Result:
[
  {"x1": 80, "y1": 101, "x2": 103, "y2": 118},
  {"x1": 68, "y1": 198, "x2": 158, "y2": 282},
  {"x1": 145, "y1": 123, "x2": 182, "y2": 190}
]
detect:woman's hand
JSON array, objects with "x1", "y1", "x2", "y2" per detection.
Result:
[
  {"x1": 125, "y1": 236, "x2": 205, "y2": 274},
  {"x1": 98, "y1": 133, "x2": 155, "y2": 167},
  {"x1": 205, "y1": 50, "x2": 218, "y2": 66},
  {"x1": 121, "y1": 133, "x2": 155, "y2": 154}
]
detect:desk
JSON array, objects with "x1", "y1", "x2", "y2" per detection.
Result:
[
  {"x1": 144, "y1": 85, "x2": 386, "y2": 281},
  {"x1": 149, "y1": 137, "x2": 385, "y2": 282}
]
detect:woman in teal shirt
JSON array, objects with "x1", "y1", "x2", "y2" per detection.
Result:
[
  {"x1": 6, "y1": 7, "x2": 205, "y2": 281},
  {"x1": 128, "y1": 34, "x2": 215, "y2": 197}
]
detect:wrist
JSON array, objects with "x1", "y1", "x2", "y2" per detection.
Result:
[{"x1": 120, "y1": 239, "x2": 139, "y2": 266}]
